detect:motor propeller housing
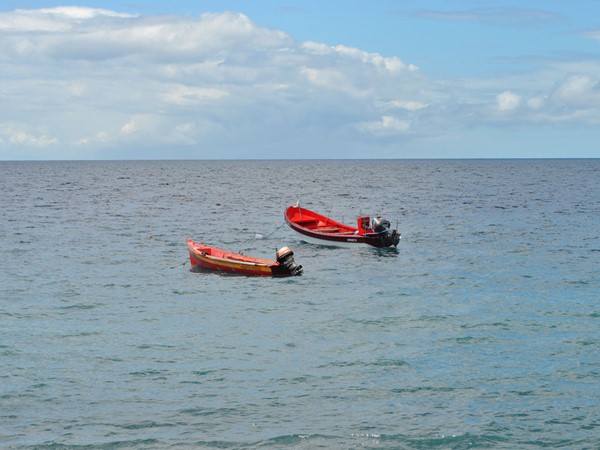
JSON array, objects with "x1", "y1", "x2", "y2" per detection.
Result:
[
  {"x1": 276, "y1": 247, "x2": 303, "y2": 276},
  {"x1": 371, "y1": 216, "x2": 401, "y2": 247}
]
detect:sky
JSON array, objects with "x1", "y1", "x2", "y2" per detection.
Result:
[{"x1": 1, "y1": 1, "x2": 600, "y2": 159}]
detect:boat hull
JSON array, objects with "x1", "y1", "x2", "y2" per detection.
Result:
[
  {"x1": 284, "y1": 205, "x2": 400, "y2": 248},
  {"x1": 286, "y1": 227, "x2": 372, "y2": 248},
  {"x1": 186, "y1": 239, "x2": 302, "y2": 277}
]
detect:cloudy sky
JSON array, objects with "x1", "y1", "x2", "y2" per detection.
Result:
[{"x1": 1, "y1": 1, "x2": 599, "y2": 159}]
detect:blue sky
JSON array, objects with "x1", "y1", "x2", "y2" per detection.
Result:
[{"x1": 1, "y1": 1, "x2": 599, "y2": 159}]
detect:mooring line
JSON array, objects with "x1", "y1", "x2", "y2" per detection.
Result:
[
  {"x1": 170, "y1": 260, "x2": 188, "y2": 269},
  {"x1": 236, "y1": 221, "x2": 286, "y2": 252}
]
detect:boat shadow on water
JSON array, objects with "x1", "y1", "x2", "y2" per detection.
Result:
[
  {"x1": 369, "y1": 246, "x2": 400, "y2": 258},
  {"x1": 295, "y1": 240, "x2": 400, "y2": 257},
  {"x1": 189, "y1": 265, "x2": 304, "y2": 278}
]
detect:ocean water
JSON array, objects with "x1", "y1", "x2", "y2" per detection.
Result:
[{"x1": 1, "y1": 159, "x2": 599, "y2": 449}]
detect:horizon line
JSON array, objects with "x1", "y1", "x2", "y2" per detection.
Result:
[{"x1": 1, "y1": 157, "x2": 598, "y2": 163}]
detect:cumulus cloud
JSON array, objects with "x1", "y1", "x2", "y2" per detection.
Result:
[
  {"x1": 527, "y1": 97, "x2": 545, "y2": 111},
  {"x1": 552, "y1": 74, "x2": 599, "y2": 104},
  {"x1": 33, "y1": 6, "x2": 134, "y2": 19},
  {"x1": 120, "y1": 119, "x2": 137, "y2": 135},
  {"x1": 356, "y1": 116, "x2": 411, "y2": 135},
  {"x1": 0, "y1": 6, "x2": 598, "y2": 158},
  {"x1": 531, "y1": 74, "x2": 600, "y2": 125},
  {"x1": 74, "y1": 131, "x2": 110, "y2": 147},
  {"x1": 0, "y1": 6, "x2": 425, "y2": 155},
  {"x1": 306, "y1": 43, "x2": 414, "y2": 73},
  {"x1": 0, "y1": 124, "x2": 58, "y2": 146},
  {"x1": 496, "y1": 91, "x2": 522, "y2": 111}
]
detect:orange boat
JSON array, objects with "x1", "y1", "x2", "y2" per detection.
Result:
[
  {"x1": 186, "y1": 238, "x2": 303, "y2": 277},
  {"x1": 284, "y1": 204, "x2": 400, "y2": 248}
]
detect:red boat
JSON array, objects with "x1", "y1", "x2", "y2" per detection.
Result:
[
  {"x1": 284, "y1": 204, "x2": 401, "y2": 248},
  {"x1": 186, "y1": 238, "x2": 303, "y2": 277}
]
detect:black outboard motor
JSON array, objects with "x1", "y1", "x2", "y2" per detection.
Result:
[
  {"x1": 372, "y1": 216, "x2": 401, "y2": 247},
  {"x1": 275, "y1": 247, "x2": 303, "y2": 276},
  {"x1": 372, "y1": 217, "x2": 391, "y2": 233}
]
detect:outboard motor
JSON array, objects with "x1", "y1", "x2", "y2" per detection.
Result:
[
  {"x1": 275, "y1": 247, "x2": 303, "y2": 276},
  {"x1": 372, "y1": 216, "x2": 401, "y2": 247},
  {"x1": 372, "y1": 217, "x2": 391, "y2": 233}
]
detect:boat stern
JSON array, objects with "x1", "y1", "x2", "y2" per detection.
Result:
[
  {"x1": 273, "y1": 247, "x2": 303, "y2": 276},
  {"x1": 371, "y1": 217, "x2": 401, "y2": 247}
]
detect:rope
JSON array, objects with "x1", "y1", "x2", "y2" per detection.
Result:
[
  {"x1": 264, "y1": 221, "x2": 286, "y2": 239},
  {"x1": 170, "y1": 260, "x2": 187, "y2": 269},
  {"x1": 237, "y1": 221, "x2": 286, "y2": 250}
]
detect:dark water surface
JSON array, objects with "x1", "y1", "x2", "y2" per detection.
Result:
[{"x1": 1, "y1": 160, "x2": 599, "y2": 449}]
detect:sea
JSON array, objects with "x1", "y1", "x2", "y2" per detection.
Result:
[{"x1": 1, "y1": 159, "x2": 599, "y2": 449}]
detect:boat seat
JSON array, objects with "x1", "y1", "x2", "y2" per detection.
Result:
[
  {"x1": 295, "y1": 219, "x2": 319, "y2": 227},
  {"x1": 319, "y1": 227, "x2": 340, "y2": 233}
]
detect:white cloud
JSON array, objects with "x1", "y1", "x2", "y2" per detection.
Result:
[
  {"x1": 300, "y1": 66, "x2": 371, "y2": 98},
  {"x1": 496, "y1": 91, "x2": 522, "y2": 111},
  {"x1": 69, "y1": 83, "x2": 86, "y2": 97},
  {"x1": 0, "y1": 7, "x2": 135, "y2": 32},
  {"x1": 331, "y1": 45, "x2": 407, "y2": 73},
  {"x1": 162, "y1": 85, "x2": 229, "y2": 105},
  {"x1": 552, "y1": 74, "x2": 599, "y2": 104},
  {"x1": 356, "y1": 115, "x2": 411, "y2": 135},
  {"x1": 0, "y1": 6, "x2": 598, "y2": 158},
  {"x1": 120, "y1": 120, "x2": 137, "y2": 135},
  {"x1": 171, "y1": 122, "x2": 198, "y2": 144},
  {"x1": 302, "y1": 41, "x2": 414, "y2": 74},
  {"x1": 383, "y1": 100, "x2": 429, "y2": 111},
  {"x1": 165, "y1": 119, "x2": 228, "y2": 145},
  {"x1": 527, "y1": 96, "x2": 545, "y2": 110},
  {"x1": 0, "y1": 9, "x2": 288, "y2": 62},
  {"x1": 32, "y1": 6, "x2": 136, "y2": 19},
  {"x1": 74, "y1": 131, "x2": 110, "y2": 146},
  {"x1": 0, "y1": 124, "x2": 58, "y2": 146}
]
